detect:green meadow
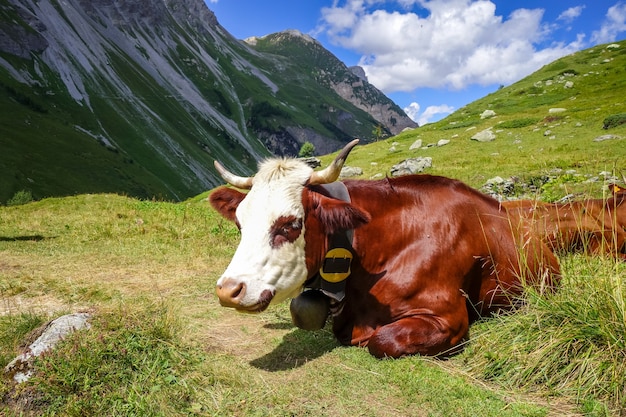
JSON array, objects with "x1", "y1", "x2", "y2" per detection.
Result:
[{"x1": 1, "y1": 41, "x2": 626, "y2": 416}]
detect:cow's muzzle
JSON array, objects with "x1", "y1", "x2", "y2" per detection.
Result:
[{"x1": 215, "y1": 278, "x2": 274, "y2": 313}]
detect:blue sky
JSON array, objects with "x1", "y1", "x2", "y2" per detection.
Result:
[{"x1": 207, "y1": 0, "x2": 626, "y2": 125}]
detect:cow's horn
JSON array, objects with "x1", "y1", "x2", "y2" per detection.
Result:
[
  {"x1": 309, "y1": 139, "x2": 359, "y2": 185},
  {"x1": 214, "y1": 161, "x2": 254, "y2": 189}
]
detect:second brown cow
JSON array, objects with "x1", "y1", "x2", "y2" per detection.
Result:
[{"x1": 503, "y1": 184, "x2": 626, "y2": 260}]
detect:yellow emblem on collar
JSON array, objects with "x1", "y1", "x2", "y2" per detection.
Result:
[{"x1": 319, "y1": 248, "x2": 353, "y2": 283}]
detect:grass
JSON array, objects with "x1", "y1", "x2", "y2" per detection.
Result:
[
  {"x1": 461, "y1": 255, "x2": 626, "y2": 415},
  {"x1": 0, "y1": 193, "x2": 624, "y2": 416},
  {"x1": 1, "y1": 41, "x2": 626, "y2": 417}
]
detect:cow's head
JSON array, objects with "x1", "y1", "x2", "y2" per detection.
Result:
[{"x1": 210, "y1": 139, "x2": 367, "y2": 313}]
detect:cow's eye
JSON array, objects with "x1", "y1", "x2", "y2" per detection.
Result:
[{"x1": 270, "y1": 217, "x2": 303, "y2": 248}]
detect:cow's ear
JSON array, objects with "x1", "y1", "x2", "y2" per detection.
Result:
[
  {"x1": 609, "y1": 183, "x2": 625, "y2": 195},
  {"x1": 209, "y1": 187, "x2": 246, "y2": 222},
  {"x1": 608, "y1": 183, "x2": 626, "y2": 204},
  {"x1": 307, "y1": 192, "x2": 371, "y2": 235}
]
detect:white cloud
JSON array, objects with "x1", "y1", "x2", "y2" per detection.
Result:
[
  {"x1": 319, "y1": 0, "x2": 584, "y2": 93},
  {"x1": 403, "y1": 102, "x2": 420, "y2": 121},
  {"x1": 591, "y1": 3, "x2": 626, "y2": 44},
  {"x1": 403, "y1": 102, "x2": 454, "y2": 125},
  {"x1": 557, "y1": 5, "x2": 585, "y2": 23}
]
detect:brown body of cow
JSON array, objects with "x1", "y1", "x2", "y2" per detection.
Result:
[
  {"x1": 503, "y1": 185, "x2": 626, "y2": 260},
  {"x1": 607, "y1": 183, "x2": 626, "y2": 233},
  {"x1": 210, "y1": 141, "x2": 561, "y2": 358}
]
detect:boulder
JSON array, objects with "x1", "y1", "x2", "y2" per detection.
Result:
[
  {"x1": 471, "y1": 128, "x2": 496, "y2": 142},
  {"x1": 548, "y1": 108, "x2": 567, "y2": 114},
  {"x1": 593, "y1": 134, "x2": 622, "y2": 142},
  {"x1": 390, "y1": 157, "x2": 432, "y2": 177},
  {"x1": 409, "y1": 139, "x2": 423, "y2": 150},
  {"x1": 5, "y1": 313, "x2": 92, "y2": 383},
  {"x1": 299, "y1": 157, "x2": 321, "y2": 168},
  {"x1": 480, "y1": 110, "x2": 496, "y2": 119},
  {"x1": 340, "y1": 166, "x2": 363, "y2": 178}
]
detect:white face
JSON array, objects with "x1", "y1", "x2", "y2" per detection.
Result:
[{"x1": 216, "y1": 159, "x2": 313, "y2": 310}]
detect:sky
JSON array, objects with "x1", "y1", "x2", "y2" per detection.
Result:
[{"x1": 207, "y1": 0, "x2": 626, "y2": 125}]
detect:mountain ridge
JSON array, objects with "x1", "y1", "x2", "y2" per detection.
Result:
[
  {"x1": 246, "y1": 29, "x2": 416, "y2": 136},
  {"x1": 0, "y1": 0, "x2": 414, "y2": 202}
]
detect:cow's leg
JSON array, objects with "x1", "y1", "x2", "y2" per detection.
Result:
[{"x1": 366, "y1": 313, "x2": 468, "y2": 358}]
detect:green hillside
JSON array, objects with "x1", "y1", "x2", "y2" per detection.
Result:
[{"x1": 321, "y1": 40, "x2": 626, "y2": 200}]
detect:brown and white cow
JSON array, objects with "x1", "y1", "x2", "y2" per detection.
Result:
[{"x1": 209, "y1": 140, "x2": 561, "y2": 358}]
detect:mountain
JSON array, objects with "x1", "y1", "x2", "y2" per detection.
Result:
[
  {"x1": 244, "y1": 30, "x2": 417, "y2": 142},
  {"x1": 0, "y1": 0, "x2": 416, "y2": 202}
]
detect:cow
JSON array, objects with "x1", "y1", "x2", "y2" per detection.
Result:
[
  {"x1": 607, "y1": 183, "x2": 626, "y2": 232},
  {"x1": 502, "y1": 184, "x2": 626, "y2": 260},
  {"x1": 209, "y1": 140, "x2": 561, "y2": 358}
]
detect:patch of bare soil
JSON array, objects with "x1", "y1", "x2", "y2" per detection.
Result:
[
  {"x1": 1, "y1": 295, "x2": 71, "y2": 318},
  {"x1": 199, "y1": 307, "x2": 295, "y2": 359}
]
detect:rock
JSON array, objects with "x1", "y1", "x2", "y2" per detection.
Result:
[
  {"x1": 348, "y1": 65, "x2": 367, "y2": 81},
  {"x1": 482, "y1": 176, "x2": 516, "y2": 199},
  {"x1": 564, "y1": 81, "x2": 574, "y2": 89},
  {"x1": 593, "y1": 134, "x2": 622, "y2": 142},
  {"x1": 437, "y1": 139, "x2": 450, "y2": 147},
  {"x1": 299, "y1": 157, "x2": 321, "y2": 168},
  {"x1": 480, "y1": 110, "x2": 496, "y2": 119},
  {"x1": 471, "y1": 128, "x2": 496, "y2": 142},
  {"x1": 544, "y1": 130, "x2": 552, "y2": 136},
  {"x1": 409, "y1": 139, "x2": 423, "y2": 150},
  {"x1": 549, "y1": 108, "x2": 567, "y2": 113},
  {"x1": 0, "y1": 8, "x2": 49, "y2": 59},
  {"x1": 486, "y1": 176, "x2": 505, "y2": 185},
  {"x1": 390, "y1": 157, "x2": 432, "y2": 176},
  {"x1": 5, "y1": 313, "x2": 92, "y2": 383},
  {"x1": 339, "y1": 166, "x2": 363, "y2": 178}
]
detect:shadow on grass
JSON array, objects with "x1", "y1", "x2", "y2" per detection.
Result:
[
  {"x1": 263, "y1": 322, "x2": 293, "y2": 330},
  {"x1": 0, "y1": 235, "x2": 49, "y2": 242},
  {"x1": 250, "y1": 326, "x2": 340, "y2": 371}
]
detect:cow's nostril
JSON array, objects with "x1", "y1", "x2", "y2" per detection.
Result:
[
  {"x1": 216, "y1": 278, "x2": 246, "y2": 308},
  {"x1": 231, "y1": 283, "x2": 244, "y2": 298}
]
